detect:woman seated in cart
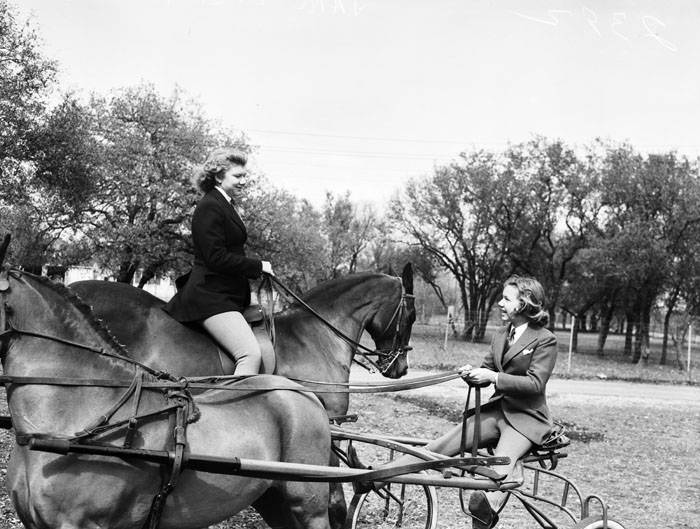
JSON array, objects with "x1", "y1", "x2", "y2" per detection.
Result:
[{"x1": 369, "y1": 275, "x2": 558, "y2": 529}]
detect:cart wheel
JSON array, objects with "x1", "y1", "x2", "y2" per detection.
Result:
[
  {"x1": 572, "y1": 515, "x2": 626, "y2": 529},
  {"x1": 345, "y1": 481, "x2": 438, "y2": 529}
]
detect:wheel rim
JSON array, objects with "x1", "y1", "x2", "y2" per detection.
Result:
[
  {"x1": 347, "y1": 483, "x2": 438, "y2": 529},
  {"x1": 573, "y1": 515, "x2": 627, "y2": 529}
]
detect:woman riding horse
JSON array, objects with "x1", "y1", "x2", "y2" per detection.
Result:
[{"x1": 164, "y1": 147, "x2": 275, "y2": 376}]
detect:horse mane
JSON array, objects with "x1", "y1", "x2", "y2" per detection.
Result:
[
  {"x1": 302, "y1": 272, "x2": 388, "y2": 304},
  {"x1": 22, "y1": 272, "x2": 131, "y2": 357}
]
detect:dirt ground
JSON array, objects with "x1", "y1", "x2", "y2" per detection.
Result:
[{"x1": 1, "y1": 373, "x2": 699, "y2": 528}]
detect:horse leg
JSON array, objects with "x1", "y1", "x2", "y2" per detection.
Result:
[
  {"x1": 254, "y1": 488, "x2": 296, "y2": 528},
  {"x1": 254, "y1": 483, "x2": 330, "y2": 529},
  {"x1": 282, "y1": 480, "x2": 332, "y2": 529},
  {"x1": 328, "y1": 449, "x2": 348, "y2": 529}
]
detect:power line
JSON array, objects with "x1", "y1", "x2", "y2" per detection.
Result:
[
  {"x1": 259, "y1": 145, "x2": 456, "y2": 161},
  {"x1": 247, "y1": 128, "x2": 501, "y2": 146},
  {"x1": 256, "y1": 160, "x2": 426, "y2": 174},
  {"x1": 247, "y1": 128, "x2": 700, "y2": 153}
]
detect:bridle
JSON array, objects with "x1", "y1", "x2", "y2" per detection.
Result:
[
  {"x1": 268, "y1": 275, "x2": 414, "y2": 375},
  {"x1": 363, "y1": 282, "x2": 415, "y2": 374}
]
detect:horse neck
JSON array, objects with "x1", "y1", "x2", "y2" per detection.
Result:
[
  {"x1": 5, "y1": 273, "x2": 132, "y2": 372},
  {"x1": 276, "y1": 275, "x2": 399, "y2": 378},
  {"x1": 302, "y1": 274, "x2": 397, "y2": 337},
  {"x1": 3, "y1": 273, "x2": 144, "y2": 437}
]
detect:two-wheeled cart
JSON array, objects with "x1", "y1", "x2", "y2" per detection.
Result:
[{"x1": 17, "y1": 382, "x2": 626, "y2": 529}]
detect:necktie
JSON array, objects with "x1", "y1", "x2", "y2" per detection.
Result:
[{"x1": 508, "y1": 326, "x2": 516, "y2": 346}]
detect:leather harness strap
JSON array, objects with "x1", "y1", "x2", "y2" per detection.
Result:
[
  {"x1": 143, "y1": 392, "x2": 190, "y2": 529},
  {"x1": 0, "y1": 370, "x2": 463, "y2": 394}
]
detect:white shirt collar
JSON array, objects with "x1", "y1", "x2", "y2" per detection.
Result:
[
  {"x1": 510, "y1": 322, "x2": 528, "y2": 343},
  {"x1": 214, "y1": 186, "x2": 231, "y2": 203}
]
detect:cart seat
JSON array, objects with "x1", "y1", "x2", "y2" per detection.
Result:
[{"x1": 531, "y1": 423, "x2": 570, "y2": 454}]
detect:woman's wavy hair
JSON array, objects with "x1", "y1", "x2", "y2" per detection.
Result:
[
  {"x1": 504, "y1": 275, "x2": 549, "y2": 327},
  {"x1": 194, "y1": 148, "x2": 248, "y2": 192}
]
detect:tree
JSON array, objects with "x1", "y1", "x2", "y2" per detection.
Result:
[
  {"x1": 321, "y1": 192, "x2": 380, "y2": 278},
  {"x1": 242, "y1": 184, "x2": 327, "y2": 293},
  {"x1": 0, "y1": 0, "x2": 56, "y2": 166},
  {"x1": 576, "y1": 145, "x2": 700, "y2": 362},
  {"x1": 0, "y1": 93, "x2": 103, "y2": 272},
  {"x1": 503, "y1": 137, "x2": 601, "y2": 327},
  {"x1": 0, "y1": 0, "x2": 60, "y2": 268},
  {"x1": 391, "y1": 150, "x2": 514, "y2": 341},
  {"x1": 78, "y1": 84, "x2": 229, "y2": 284}
]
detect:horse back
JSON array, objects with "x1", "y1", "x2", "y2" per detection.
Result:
[{"x1": 69, "y1": 280, "x2": 224, "y2": 376}]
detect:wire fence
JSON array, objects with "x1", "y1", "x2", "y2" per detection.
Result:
[{"x1": 410, "y1": 314, "x2": 699, "y2": 383}]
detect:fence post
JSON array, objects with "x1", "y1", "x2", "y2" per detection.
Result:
[
  {"x1": 443, "y1": 305, "x2": 454, "y2": 351},
  {"x1": 567, "y1": 315, "x2": 576, "y2": 375},
  {"x1": 688, "y1": 323, "x2": 693, "y2": 383},
  {"x1": 443, "y1": 317, "x2": 449, "y2": 351}
]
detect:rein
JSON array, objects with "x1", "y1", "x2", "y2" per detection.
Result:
[
  {"x1": 267, "y1": 274, "x2": 414, "y2": 374},
  {"x1": 0, "y1": 324, "x2": 175, "y2": 381},
  {"x1": 0, "y1": 370, "x2": 462, "y2": 394}
]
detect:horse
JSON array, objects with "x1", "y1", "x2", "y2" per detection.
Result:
[
  {"x1": 0, "y1": 247, "x2": 333, "y2": 528},
  {"x1": 70, "y1": 266, "x2": 414, "y2": 528},
  {"x1": 69, "y1": 264, "x2": 416, "y2": 418}
]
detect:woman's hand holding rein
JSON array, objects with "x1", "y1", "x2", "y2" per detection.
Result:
[
  {"x1": 261, "y1": 261, "x2": 274, "y2": 276},
  {"x1": 459, "y1": 364, "x2": 497, "y2": 386}
]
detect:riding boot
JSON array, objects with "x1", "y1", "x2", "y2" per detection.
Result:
[{"x1": 469, "y1": 490, "x2": 499, "y2": 529}]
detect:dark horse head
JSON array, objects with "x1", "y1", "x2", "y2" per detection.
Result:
[{"x1": 363, "y1": 263, "x2": 415, "y2": 378}]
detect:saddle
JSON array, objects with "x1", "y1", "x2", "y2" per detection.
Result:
[{"x1": 242, "y1": 304, "x2": 264, "y2": 326}]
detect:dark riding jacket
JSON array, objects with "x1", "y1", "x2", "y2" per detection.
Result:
[
  {"x1": 481, "y1": 323, "x2": 557, "y2": 445},
  {"x1": 163, "y1": 189, "x2": 262, "y2": 322}
]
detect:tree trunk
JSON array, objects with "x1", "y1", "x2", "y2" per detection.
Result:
[
  {"x1": 459, "y1": 281, "x2": 473, "y2": 341},
  {"x1": 633, "y1": 302, "x2": 651, "y2": 364},
  {"x1": 474, "y1": 294, "x2": 497, "y2": 343},
  {"x1": 660, "y1": 307, "x2": 672, "y2": 365},
  {"x1": 596, "y1": 301, "x2": 615, "y2": 356},
  {"x1": 547, "y1": 306, "x2": 556, "y2": 332},
  {"x1": 673, "y1": 324, "x2": 687, "y2": 371},
  {"x1": 116, "y1": 259, "x2": 138, "y2": 284},
  {"x1": 137, "y1": 262, "x2": 160, "y2": 289},
  {"x1": 624, "y1": 315, "x2": 634, "y2": 357},
  {"x1": 589, "y1": 313, "x2": 598, "y2": 332},
  {"x1": 660, "y1": 289, "x2": 679, "y2": 365}
]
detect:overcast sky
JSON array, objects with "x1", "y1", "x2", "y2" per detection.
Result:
[{"x1": 17, "y1": 0, "x2": 700, "y2": 205}]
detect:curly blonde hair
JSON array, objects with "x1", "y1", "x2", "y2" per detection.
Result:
[
  {"x1": 504, "y1": 275, "x2": 549, "y2": 326},
  {"x1": 195, "y1": 148, "x2": 248, "y2": 192}
]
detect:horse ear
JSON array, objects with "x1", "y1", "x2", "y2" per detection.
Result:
[
  {"x1": 401, "y1": 263, "x2": 413, "y2": 294},
  {"x1": 0, "y1": 234, "x2": 11, "y2": 266}
]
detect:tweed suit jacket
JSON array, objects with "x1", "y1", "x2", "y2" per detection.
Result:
[
  {"x1": 480, "y1": 323, "x2": 558, "y2": 445},
  {"x1": 163, "y1": 190, "x2": 262, "y2": 323}
]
